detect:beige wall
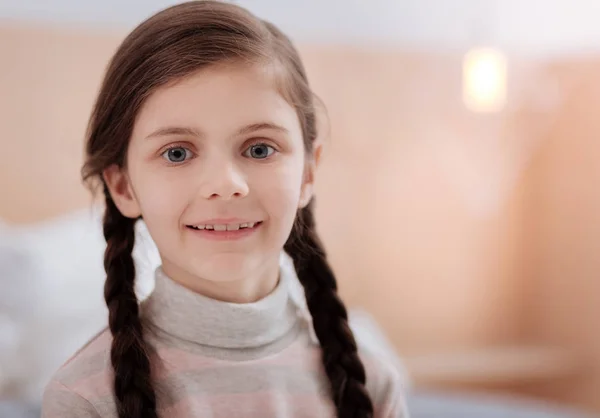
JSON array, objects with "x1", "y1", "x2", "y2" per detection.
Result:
[
  {"x1": 518, "y1": 62, "x2": 600, "y2": 411},
  {"x1": 1, "y1": 22, "x2": 599, "y2": 412}
]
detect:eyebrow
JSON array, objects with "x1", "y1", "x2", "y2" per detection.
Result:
[{"x1": 145, "y1": 122, "x2": 289, "y2": 140}]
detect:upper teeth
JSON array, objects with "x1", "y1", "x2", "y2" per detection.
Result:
[{"x1": 191, "y1": 222, "x2": 256, "y2": 231}]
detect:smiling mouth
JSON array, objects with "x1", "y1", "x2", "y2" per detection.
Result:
[{"x1": 186, "y1": 221, "x2": 263, "y2": 231}]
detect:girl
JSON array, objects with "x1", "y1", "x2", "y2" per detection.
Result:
[{"x1": 42, "y1": 1, "x2": 407, "y2": 417}]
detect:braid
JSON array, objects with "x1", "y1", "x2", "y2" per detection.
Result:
[
  {"x1": 102, "y1": 187, "x2": 158, "y2": 418},
  {"x1": 284, "y1": 200, "x2": 374, "y2": 418}
]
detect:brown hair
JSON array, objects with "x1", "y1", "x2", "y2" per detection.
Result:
[{"x1": 82, "y1": 1, "x2": 373, "y2": 417}]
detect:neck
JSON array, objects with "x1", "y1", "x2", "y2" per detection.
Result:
[
  {"x1": 142, "y1": 252, "x2": 304, "y2": 351},
  {"x1": 160, "y1": 256, "x2": 280, "y2": 303}
]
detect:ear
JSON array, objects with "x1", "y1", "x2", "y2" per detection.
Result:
[
  {"x1": 103, "y1": 164, "x2": 142, "y2": 218},
  {"x1": 299, "y1": 142, "x2": 323, "y2": 209}
]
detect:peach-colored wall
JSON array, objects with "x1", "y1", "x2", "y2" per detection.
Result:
[
  {"x1": 518, "y1": 61, "x2": 600, "y2": 411},
  {"x1": 303, "y1": 49, "x2": 531, "y2": 354},
  {"x1": 0, "y1": 24, "x2": 118, "y2": 219},
  {"x1": 1, "y1": 22, "x2": 599, "y2": 412}
]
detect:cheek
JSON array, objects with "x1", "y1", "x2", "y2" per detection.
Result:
[
  {"x1": 129, "y1": 165, "x2": 190, "y2": 223},
  {"x1": 263, "y1": 183, "x2": 300, "y2": 218},
  {"x1": 253, "y1": 162, "x2": 304, "y2": 222}
]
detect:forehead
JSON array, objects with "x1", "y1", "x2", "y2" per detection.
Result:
[{"x1": 132, "y1": 64, "x2": 300, "y2": 139}]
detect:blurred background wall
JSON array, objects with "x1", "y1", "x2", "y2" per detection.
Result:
[{"x1": 1, "y1": 0, "x2": 600, "y2": 415}]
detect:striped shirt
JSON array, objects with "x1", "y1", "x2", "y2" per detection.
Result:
[{"x1": 42, "y1": 254, "x2": 408, "y2": 417}]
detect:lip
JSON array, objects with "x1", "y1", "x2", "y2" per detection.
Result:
[
  {"x1": 189, "y1": 218, "x2": 258, "y2": 225},
  {"x1": 185, "y1": 221, "x2": 263, "y2": 241}
]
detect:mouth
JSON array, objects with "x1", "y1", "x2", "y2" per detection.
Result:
[
  {"x1": 185, "y1": 221, "x2": 264, "y2": 241},
  {"x1": 186, "y1": 221, "x2": 263, "y2": 231}
]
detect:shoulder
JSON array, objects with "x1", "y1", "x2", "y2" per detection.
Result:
[
  {"x1": 42, "y1": 329, "x2": 113, "y2": 418},
  {"x1": 42, "y1": 378, "x2": 101, "y2": 418},
  {"x1": 49, "y1": 328, "x2": 112, "y2": 389}
]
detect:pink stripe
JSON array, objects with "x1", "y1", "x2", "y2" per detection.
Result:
[
  {"x1": 71, "y1": 371, "x2": 113, "y2": 399},
  {"x1": 154, "y1": 342, "x2": 323, "y2": 377},
  {"x1": 68, "y1": 347, "x2": 325, "y2": 401},
  {"x1": 159, "y1": 391, "x2": 335, "y2": 417}
]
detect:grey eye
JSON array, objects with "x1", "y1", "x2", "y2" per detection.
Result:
[
  {"x1": 246, "y1": 144, "x2": 275, "y2": 159},
  {"x1": 162, "y1": 147, "x2": 191, "y2": 163}
]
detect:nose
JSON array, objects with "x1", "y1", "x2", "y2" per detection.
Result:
[{"x1": 199, "y1": 160, "x2": 249, "y2": 200}]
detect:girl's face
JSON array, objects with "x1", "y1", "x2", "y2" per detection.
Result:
[{"x1": 104, "y1": 64, "x2": 318, "y2": 301}]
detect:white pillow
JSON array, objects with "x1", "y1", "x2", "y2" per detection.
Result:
[
  {"x1": 0, "y1": 207, "x2": 160, "y2": 402},
  {"x1": 0, "y1": 223, "x2": 34, "y2": 398}
]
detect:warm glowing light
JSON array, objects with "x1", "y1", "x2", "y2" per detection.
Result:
[{"x1": 463, "y1": 47, "x2": 507, "y2": 112}]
